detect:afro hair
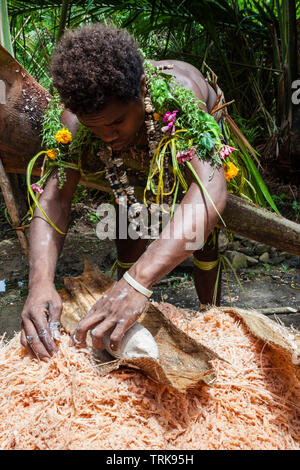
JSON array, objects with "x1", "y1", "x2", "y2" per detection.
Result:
[{"x1": 50, "y1": 23, "x2": 144, "y2": 115}]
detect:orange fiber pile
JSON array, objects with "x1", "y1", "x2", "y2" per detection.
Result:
[{"x1": 0, "y1": 307, "x2": 299, "y2": 450}]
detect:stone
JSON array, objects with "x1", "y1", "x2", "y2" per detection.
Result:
[
  {"x1": 241, "y1": 239, "x2": 255, "y2": 249},
  {"x1": 230, "y1": 241, "x2": 242, "y2": 251},
  {"x1": 245, "y1": 255, "x2": 259, "y2": 265},
  {"x1": 218, "y1": 231, "x2": 229, "y2": 252},
  {"x1": 233, "y1": 234, "x2": 247, "y2": 243},
  {"x1": 259, "y1": 252, "x2": 270, "y2": 263},
  {"x1": 284, "y1": 257, "x2": 300, "y2": 269},
  {"x1": 254, "y1": 243, "x2": 270, "y2": 255},
  {"x1": 269, "y1": 255, "x2": 286, "y2": 265},
  {"x1": 225, "y1": 250, "x2": 248, "y2": 269},
  {"x1": 239, "y1": 246, "x2": 255, "y2": 256}
]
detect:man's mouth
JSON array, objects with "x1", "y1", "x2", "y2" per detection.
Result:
[{"x1": 111, "y1": 141, "x2": 126, "y2": 150}]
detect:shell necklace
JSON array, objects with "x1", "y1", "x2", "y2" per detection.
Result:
[{"x1": 98, "y1": 72, "x2": 171, "y2": 231}]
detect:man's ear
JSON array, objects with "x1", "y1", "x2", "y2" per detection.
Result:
[{"x1": 140, "y1": 74, "x2": 146, "y2": 97}]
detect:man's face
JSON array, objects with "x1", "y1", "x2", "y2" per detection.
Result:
[{"x1": 77, "y1": 78, "x2": 146, "y2": 151}]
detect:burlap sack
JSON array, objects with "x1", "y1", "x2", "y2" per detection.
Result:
[{"x1": 60, "y1": 256, "x2": 300, "y2": 392}]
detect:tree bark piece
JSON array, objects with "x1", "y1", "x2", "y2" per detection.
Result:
[
  {"x1": 256, "y1": 307, "x2": 298, "y2": 315},
  {"x1": 0, "y1": 45, "x2": 51, "y2": 173}
]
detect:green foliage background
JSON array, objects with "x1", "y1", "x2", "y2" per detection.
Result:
[{"x1": 5, "y1": 0, "x2": 300, "y2": 149}]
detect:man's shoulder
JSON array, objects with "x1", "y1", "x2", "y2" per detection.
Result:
[
  {"x1": 149, "y1": 59, "x2": 205, "y2": 78},
  {"x1": 149, "y1": 59, "x2": 214, "y2": 110},
  {"x1": 61, "y1": 108, "x2": 80, "y2": 135}
]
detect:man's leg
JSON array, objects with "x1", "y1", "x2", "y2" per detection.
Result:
[
  {"x1": 113, "y1": 203, "x2": 149, "y2": 280},
  {"x1": 193, "y1": 230, "x2": 222, "y2": 306},
  {"x1": 114, "y1": 236, "x2": 149, "y2": 280}
]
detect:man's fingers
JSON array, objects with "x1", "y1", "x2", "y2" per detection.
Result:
[
  {"x1": 21, "y1": 320, "x2": 51, "y2": 362},
  {"x1": 72, "y1": 310, "x2": 106, "y2": 348},
  {"x1": 90, "y1": 318, "x2": 118, "y2": 350},
  {"x1": 48, "y1": 298, "x2": 62, "y2": 321},
  {"x1": 20, "y1": 329, "x2": 35, "y2": 357},
  {"x1": 109, "y1": 321, "x2": 132, "y2": 352},
  {"x1": 33, "y1": 312, "x2": 58, "y2": 355},
  {"x1": 48, "y1": 301, "x2": 62, "y2": 341},
  {"x1": 49, "y1": 321, "x2": 61, "y2": 341}
]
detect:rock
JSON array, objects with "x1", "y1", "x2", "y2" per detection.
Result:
[
  {"x1": 0, "y1": 239, "x2": 15, "y2": 256},
  {"x1": 218, "y1": 231, "x2": 229, "y2": 252},
  {"x1": 0, "y1": 239, "x2": 15, "y2": 248},
  {"x1": 233, "y1": 234, "x2": 248, "y2": 243},
  {"x1": 269, "y1": 255, "x2": 286, "y2": 265},
  {"x1": 225, "y1": 251, "x2": 248, "y2": 269},
  {"x1": 241, "y1": 239, "x2": 255, "y2": 249},
  {"x1": 259, "y1": 252, "x2": 270, "y2": 263},
  {"x1": 239, "y1": 246, "x2": 255, "y2": 256},
  {"x1": 230, "y1": 241, "x2": 242, "y2": 251},
  {"x1": 279, "y1": 251, "x2": 288, "y2": 257},
  {"x1": 245, "y1": 255, "x2": 259, "y2": 265},
  {"x1": 254, "y1": 243, "x2": 270, "y2": 255},
  {"x1": 284, "y1": 257, "x2": 300, "y2": 269}
]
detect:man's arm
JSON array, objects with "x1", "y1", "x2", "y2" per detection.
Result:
[
  {"x1": 72, "y1": 158, "x2": 227, "y2": 352},
  {"x1": 27, "y1": 167, "x2": 80, "y2": 289},
  {"x1": 21, "y1": 165, "x2": 80, "y2": 361}
]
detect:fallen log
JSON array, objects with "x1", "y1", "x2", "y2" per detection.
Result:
[
  {"x1": 0, "y1": 44, "x2": 299, "y2": 256},
  {"x1": 219, "y1": 195, "x2": 300, "y2": 256}
]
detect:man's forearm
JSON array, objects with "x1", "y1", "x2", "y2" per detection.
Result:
[
  {"x1": 128, "y1": 164, "x2": 227, "y2": 289},
  {"x1": 28, "y1": 202, "x2": 69, "y2": 289},
  {"x1": 27, "y1": 168, "x2": 80, "y2": 289}
]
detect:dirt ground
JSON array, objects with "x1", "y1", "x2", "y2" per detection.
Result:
[{"x1": 0, "y1": 211, "x2": 299, "y2": 340}]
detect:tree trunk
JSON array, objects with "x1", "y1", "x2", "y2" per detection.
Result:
[{"x1": 275, "y1": 0, "x2": 300, "y2": 181}]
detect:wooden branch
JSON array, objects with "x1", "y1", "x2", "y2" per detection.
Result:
[
  {"x1": 256, "y1": 307, "x2": 298, "y2": 315},
  {"x1": 0, "y1": 157, "x2": 28, "y2": 258}
]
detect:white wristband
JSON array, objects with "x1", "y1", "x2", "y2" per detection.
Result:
[{"x1": 123, "y1": 271, "x2": 153, "y2": 298}]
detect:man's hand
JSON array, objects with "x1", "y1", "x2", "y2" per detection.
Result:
[
  {"x1": 20, "y1": 281, "x2": 62, "y2": 361},
  {"x1": 71, "y1": 278, "x2": 148, "y2": 352}
]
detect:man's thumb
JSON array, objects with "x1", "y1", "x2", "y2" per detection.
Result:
[{"x1": 48, "y1": 300, "x2": 62, "y2": 340}]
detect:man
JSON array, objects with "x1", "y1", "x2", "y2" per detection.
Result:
[{"x1": 20, "y1": 23, "x2": 227, "y2": 361}]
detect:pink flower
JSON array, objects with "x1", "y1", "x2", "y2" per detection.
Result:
[
  {"x1": 219, "y1": 145, "x2": 236, "y2": 160},
  {"x1": 176, "y1": 147, "x2": 196, "y2": 164},
  {"x1": 161, "y1": 110, "x2": 179, "y2": 135},
  {"x1": 163, "y1": 110, "x2": 179, "y2": 123},
  {"x1": 30, "y1": 183, "x2": 44, "y2": 194}
]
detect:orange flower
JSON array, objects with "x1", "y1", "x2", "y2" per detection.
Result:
[
  {"x1": 55, "y1": 128, "x2": 72, "y2": 144},
  {"x1": 153, "y1": 113, "x2": 161, "y2": 121},
  {"x1": 224, "y1": 161, "x2": 239, "y2": 181},
  {"x1": 47, "y1": 149, "x2": 58, "y2": 160}
]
